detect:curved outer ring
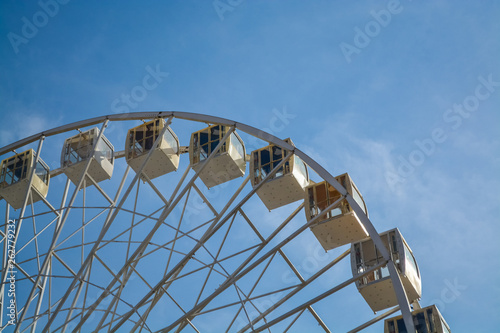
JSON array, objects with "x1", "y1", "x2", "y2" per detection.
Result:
[{"x1": 0, "y1": 111, "x2": 416, "y2": 332}]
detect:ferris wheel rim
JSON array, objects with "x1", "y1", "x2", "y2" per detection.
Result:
[
  {"x1": 0, "y1": 111, "x2": 345, "y2": 195},
  {"x1": 0, "y1": 111, "x2": 418, "y2": 332}
]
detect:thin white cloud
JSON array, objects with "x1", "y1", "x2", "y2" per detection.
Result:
[{"x1": 0, "y1": 109, "x2": 63, "y2": 148}]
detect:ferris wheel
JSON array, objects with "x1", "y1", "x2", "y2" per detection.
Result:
[{"x1": 0, "y1": 112, "x2": 450, "y2": 332}]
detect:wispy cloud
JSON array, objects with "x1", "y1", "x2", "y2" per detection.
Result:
[{"x1": 0, "y1": 105, "x2": 63, "y2": 148}]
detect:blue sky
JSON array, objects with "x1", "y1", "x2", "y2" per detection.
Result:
[{"x1": 0, "y1": 0, "x2": 499, "y2": 332}]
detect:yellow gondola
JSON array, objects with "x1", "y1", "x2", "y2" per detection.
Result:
[
  {"x1": 384, "y1": 304, "x2": 451, "y2": 333},
  {"x1": 250, "y1": 138, "x2": 309, "y2": 210},
  {"x1": 351, "y1": 228, "x2": 422, "y2": 312},
  {"x1": 189, "y1": 125, "x2": 246, "y2": 188},
  {"x1": 305, "y1": 173, "x2": 368, "y2": 250},
  {"x1": 125, "y1": 119, "x2": 180, "y2": 180},
  {"x1": 0, "y1": 149, "x2": 49, "y2": 209},
  {"x1": 61, "y1": 127, "x2": 114, "y2": 187}
]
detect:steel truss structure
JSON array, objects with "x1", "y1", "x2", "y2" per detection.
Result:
[{"x1": 0, "y1": 112, "x2": 417, "y2": 332}]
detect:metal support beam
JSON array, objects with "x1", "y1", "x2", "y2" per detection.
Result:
[
  {"x1": 251, "y1": 260, "x2": 388, "y2": 332},
  {"x1": 159, "y1": 193, "x2": 345, "y2": 332},
  {"x1": 110, "y1": 150, "x2": 295, "y2": 331},
  {"x1": 235, "y1": 208, "x2": 331, "y2": 333},
  {"x1": 0, "y1": 112, "x2": 423, "y2": 332},
  {"x1": 73, "y1": 125, "x2": 236, "y2": 331},
  {"x1": 347, "y1": 305, "x2": 400, "y2": 333},
  {"x1": 17, "y1": 121, "x2": 112, "y2": 331},
  {"x1": 0, "y1": 204, "x2": 10, "y2": 327},
  {"x1": 41, "y1": 115, "x2": 161, "y2": 330},
  {"x1": 238, "y1": 249, "x2": 350, "y2": 332},
  {"x1": 1, "y1": 136, "x2": 45, "y2": 331}
]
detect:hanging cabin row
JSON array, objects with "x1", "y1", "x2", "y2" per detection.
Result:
[{"x1": 0, "y1": 119, "x2": 449, "y2": 330}]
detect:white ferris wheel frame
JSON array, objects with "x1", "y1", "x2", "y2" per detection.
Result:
[{"x1": 0, "y1": 111, "x2": 417, "y2": 333}]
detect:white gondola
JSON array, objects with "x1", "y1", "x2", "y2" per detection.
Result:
[
  {"x1": 189, "y1": 124, "x2": 246, "y2": 188},
  {"x1": 250, "y1": 138, "x2": 309, "y2": 210},
  {"x1": 351, "y1": 228, "x2": 422, "y2": 312},
  {"x1": 125, "y1": 119, "x2": 180, "y2": 180},
  {"x1": 61, "y1": 127, "x2": 114, "y2": 187},
  {"x1": 305, "y1": 173, "x2": 369, "y2": 250},
  {"x1": 384, "y1": 304, "x2": 451, "y2": 333},
  {"x1": 0, "y1": 149, "x2": 50, "y2": 209}
]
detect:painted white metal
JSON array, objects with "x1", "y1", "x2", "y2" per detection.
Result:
[
  {"x1": 73, "y1": 126, "x2": 238, "y2": 331},
  {"x1": 110, "y1": 149, "x2": 296, "y2": 332},
  {"x1": 384, "y1": 304, "x2": 451, "y2": 333},
  {"x1": 250, "y1": 140, "x2": 309, "y2": 211},
  {"x1": 61, "y1": 127, "x2": 114, "y2": 187},
  {"x1": 0, "y1": 112, "x2": 419, "y2": 333},
  {"x1": 251, "y1": 260, "x2": 389, "y2": 332},
  {"x1": 0, "y1": 136, "x2": 45, "y2": 329},
  {"x1": 0, "y1": 149, "x2": 50, "y2": 209},
  {"x1": 125, "y1": 118, "x2": 179, "y2": 180},
  {"x1": 41, "y1": 120, "x2": 169, "y2": 332},
  {"x1": 16, "y1": 121, "x2": 109, "y2": 330}
]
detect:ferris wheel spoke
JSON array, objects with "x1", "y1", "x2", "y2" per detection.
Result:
[
  {"x1": 131, "y1": 175, "x2": 252, "y2": 332},
  {"x1": 160, "y1": 194, "x2": 343, "y2": 332},
  {"x1": 18, "y1": 122, "x2": 112, "y2": 330},
  {"x1": 125, "y1": 179, "x2": 142, "y2": 261},
  {"x1": 43, "y1": 117, "x2": 175, "y2": 332},
  {"x1": 162, "y1": 289, "x2": 202, "y2": 333},
  {"x1": 254, "y1": 260, "x2": 388, "y2": 333},
  {"x1": 53, "y1": 205, "x2": 111, "y2": 252},
  {"x1": 239, "y1": 248, "x2": 349, "y2": 332},
  {"x1": 40, "y1": 120, "x2": 136, "y2": 332},
  {"x1": 194, "y1": 211, "x2": 238, "y2": 307},
  {"x1": 175, "y1": 221, "x2": 266, "y2": 332},
  {"x1": 60, "y1": 266, "x2": 91, "y2": 333},
  {"x1": 26, "y1": 272, "x2": 48, "y2": 333},
  {"x1": 0, "y1": 113, "x2": 431, "y2": 332},
  {"x1": 94, "y1": 179, "x2": 156, "y2": 332},
  {"x1": 95, "y1": 178, "x2": 151, "y2": 332},
  {"x1": 163, "y1": 185, "x2": 194, "y2": 279},
  {"x1": 226, "y1": 252, "x2": 278, "y2": 333},
  {"x1": 28, "y1": 179, "x2": 72, "y2": 332},
  {"x1": 191, "y1": 183, "x2": 218, "y2": 216},
  {"x1": 98, "y1": 186, "x2": 208, "y2": 331},
  {"x1": 113, "y1": 152, "x2": 292, "y2": 332},
  {"x1": 73, "y1": 126, "x2": 237, "y2": 332},
  {"x1": 233, "y1": 205, "x2": 330, "y2": 332},
  {"x1": 283, "y1": 308, "x2": 307, "y2": 333},
  {"x1": 158, "y1": 152, "x2": 297, "y2": 331},
  {"x1": 95, "y1": 205, "x2": 164, "y2": 252},
  {"x1": 0, "y1": 137, "x2": 45, "y2": 317},
  {"x1": 93, "y1": 211, "x2": 193, "y2": 331},
  {"x1": 0, "y1": 205, "x2": 10, "y2": 328},
  {"x1": 141, "y1": 174, "x2": 169, "y2": 206}
]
